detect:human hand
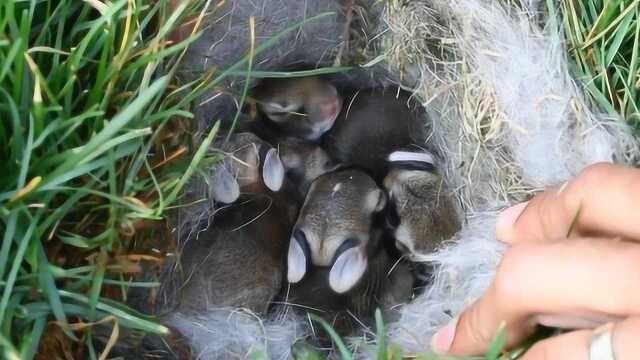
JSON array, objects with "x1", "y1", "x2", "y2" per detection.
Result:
[{"x1": 430, "y1": 163, "x2": 640, "y2": 359}]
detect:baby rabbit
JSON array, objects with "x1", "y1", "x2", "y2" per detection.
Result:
[
  {"x1": 174, "y1": 190, "x2": 296, "y2": 314},
  {"x1": 159, "y1": 132, "x2": 295, "y2": 315},
  {"x1": 383, "y1": 151, "x2": 460, "y2": 260},
  {"x1": 283, "y1": 248, "x2": 414, "y2": 336},
  {"x1": 287, "y1": 169, "x2": 387, "y2": 294},
  {"x1": 208, "y1": 132, "x2": 285, "y2": 204},
  {"x1": 251, "y1": 77, "x2": 342, "y2": 142},
  {"x1": 210, "y1": 132, "x2": 339, "y2": 203},
  {"x1": 277, "y1": 137, "x2": 339, "y2": 197},
  {"x1": 127, "y1": 132, "x2": 304, "y2": 358},
  {"x1": 322, "y1": 88, "x2": 427, "y2": 180}
]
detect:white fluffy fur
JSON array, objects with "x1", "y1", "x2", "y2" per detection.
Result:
[
  {"x1": 446, "y1": 0, "x2": 633, "y2": 185},
  {"x1": 165, "y1": 309, "x2": 308, "y2": 359},
  {"x1": 388, "y1": 213, "x2": 505, "y2": 352}
]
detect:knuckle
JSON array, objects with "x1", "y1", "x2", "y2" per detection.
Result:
[
  {"x1": 458, "y1": 305, "x2": 494, "y2": 350},
  {"x1": 573, "y1": 162, "x2": 615, "y2": 192},
  {"x1": 534, "y1": 190, "x2": 564, "y2": 238},
  {"x1": 556, "y1": 162, "x2": 616, "y2": 234}
]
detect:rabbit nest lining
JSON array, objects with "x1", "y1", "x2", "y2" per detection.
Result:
[{"x1": 167, "y1": 0, "x2": 639, "y2": 358}]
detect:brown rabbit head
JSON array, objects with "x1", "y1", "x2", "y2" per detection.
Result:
[
  {"x1": 253, "y1": 77, "x2": 342, "y2": 141},
  {"x1": 383, "y1": 151, "x2": 460, "y2": 259},
  {"x1": 209, "y1": 132, "x2": 285, "y2": 204},
  {"x1": 287, "y1": 169, "x2": 387, "y2": 293}
]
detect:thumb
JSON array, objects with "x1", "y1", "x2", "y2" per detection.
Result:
[{"x1": 430, "y1": 289, "x2": 535, "y2": 356}]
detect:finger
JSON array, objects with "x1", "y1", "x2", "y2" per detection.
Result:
[
  {"x1": 520, "y1": 316, "x2": 640, "y2": 360},
  {"x1": 612, "y1": 315, "x2": 640, "y2": 360},
  {"x1": 519, "y1": 329, "x2": 591, "y2": 360},
  {"x1": 534, "y1": 313, "x2": 623, "y2": 329},
  {"x1": 496, "y1": 163, "x2": 640, "y2": 244},
  {"x1": 431, "y1": 238, "x2": 640, "y2": 356}
]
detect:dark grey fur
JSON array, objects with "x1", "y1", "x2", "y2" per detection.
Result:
[
  {"x1": 283, "y1": 230, "x2": 414, "y2": 335},
  {"x1": 157, "y1": 133, "x2": 299, "y2": 315},
  {"x1": 283, "y1": 169, "x2": 414, "y2": 334},
  {"x1": 278, "y1": 137, "x2": 339, "y2": 197},
  {"x1": 170, "y1": 191, "x2": 296, "y2": 315},
  {"x1": 322, "y1": 88, "x2": 429, "y2": 180},
  {"x1": 179, "y1": 0, "x2": 396, "y2": 135}
]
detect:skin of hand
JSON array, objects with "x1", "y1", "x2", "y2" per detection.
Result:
[{"x1": 430, "y1": 163, "x2": 640, "y2": 360}]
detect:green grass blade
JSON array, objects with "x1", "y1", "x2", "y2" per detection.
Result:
[
  {"x1": 0, "y1": 214, "x2": 39, "y2": 328},
  {"x1": 484, "y1": 323, "x2": 507, "y2": 360},
  {"x1": 17, "y1": 115, "x2": 34, "y2": 189},
  {"x1": 19, "y1": 315, "x2": 45, "y2": 360},
  {"x1": 44, "y1": 75, "x2": 169, "y2": 187},
  {"x1": 163, "y1": 120, "x2": 220, "y2": 208},
  {"x1": 37, "y1": 243, "x2": 78, "y2": 340},
  {"x1": 309, "y1": 314, "x2": 353, "y2": 360},
  {"x1": 34, "y1": 142, "x2": 139, "y2": 194},
  {"x1": 374, "y1": 309, "x2": 387, "y2": 360},
  {"x1": 588, "y1": 0, "x2": 623, "y2": 38},
  {"x1": 88, "y1": 250, "x2": 107, "y2": 321},
  {"x1": 0, "y1": 38, "x2": 22, "y2": 83},
  {"x1": 292, "y1": 341, "x2": 323, "y2": 360},
  {"x1": 58, "y1": 290, "x2": 168, "y2": 334},
  {"x1": 624, "y1": 8, "x2": 640, "y2": 109},
  {"x1": 604, "y1": 10, "x2": 634, "y2": 67},
  {"x1": 582, "y1": 0, "x2": 640, "y2": 49},
  {"x1": 175, "y1": 12, "x2": 336, "y2": 108},
  {"x1": 0, "y1": 332, "x2": 20, "y2": 360},
  {"x1": 226, "y1": 16, "x2": 255, "y2": 138},
  {"x1": 78, "y1": 128, "x2": 151, "y2": 166},
  {"x1": 0, "y1": 211, "x2": 17, "y2": 279},
  {"x1": 228, "y1": 67, "x2": 352, "y2": 78}
]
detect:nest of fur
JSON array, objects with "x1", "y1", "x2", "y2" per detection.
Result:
[{"x1": 161, "y1": 0, "x2": 639, "y2": 358}]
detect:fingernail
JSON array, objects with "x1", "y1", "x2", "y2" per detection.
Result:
[
  {"x1": 431, "y1": 316, "x2": 459, "y2": 355},
  {"x1": 495, "y1": 201, "x2": 529, "y2": 242}
]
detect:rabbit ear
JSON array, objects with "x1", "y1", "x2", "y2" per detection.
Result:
[
  {"x1": 263, "y1": 148, "x2": 284, "y2": 192},
  {"x1": 329, "y1": 247, "x2": 367, "y2": 294},
  {"x1": 365, "y1": 188, "x2": 387, "y2": 213},
  {"x1": 211, "y1": 164, "x2": 240, "y2": 204},
  {"x1": 388, "y1": 150, "x2": 435, "y2": 165},
  {"x1": 287, "y1": 231, "x2": 308, "y2": 283}
]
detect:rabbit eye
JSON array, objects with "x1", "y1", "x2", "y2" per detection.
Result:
[{"x1": 395, "y1": 240, "x2": 411, "y2": 255}]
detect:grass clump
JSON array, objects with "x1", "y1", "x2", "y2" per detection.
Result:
[
  {"x1": 282, "y1": 311, "x2": 515, "y2": 360},
  {"x1": 550, "y1": 0, "x2": 640, "y2": 131},
  {"x1": 0, "y1": 0, "x2": 219, "y2": 357},
  {"x1": 0, "y1": 0, "x2": 343, "y2": 357}
]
